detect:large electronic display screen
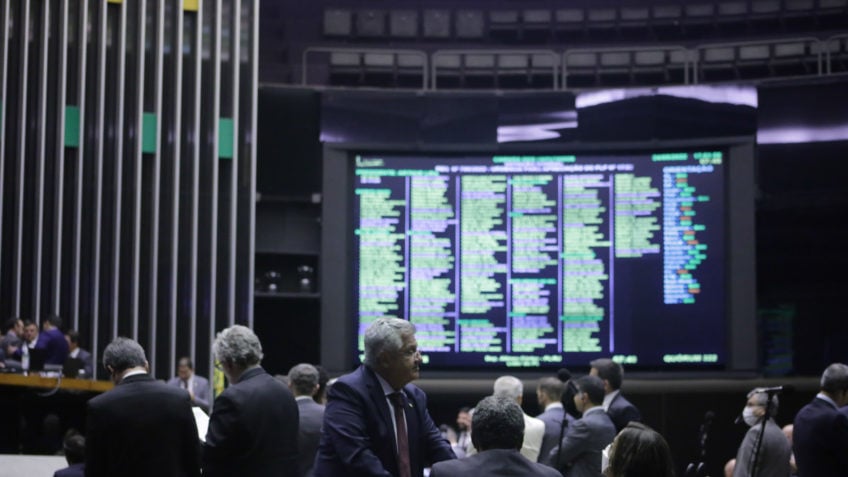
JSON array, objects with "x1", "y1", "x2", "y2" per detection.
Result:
[{"x1": 352, "y1": 150, "x2": 728, "y2": 369}]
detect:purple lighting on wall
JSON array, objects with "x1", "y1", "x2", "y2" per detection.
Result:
[
  {"x1": 757, "y1": 124, "x2": 848, "y2": 144},
  {"x1": 497, "y1": 112, "x2": 577, "y2": 143},
  {"x1": 577, "y1": 85, "x2": 758, "y2": 109}
]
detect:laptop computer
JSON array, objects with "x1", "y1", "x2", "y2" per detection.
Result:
[
  {"x1": 62, "y1": 357, "x2": 84, "y2": 378},
  {"x1": 27, "y1": 347, "x2": 47, "y2": 372}
]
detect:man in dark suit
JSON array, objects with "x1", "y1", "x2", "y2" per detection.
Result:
[
  {"x1": 288, "y1": 363, "x2": 325, "y2": 477},
  {"x1": 793, "y1": 362, "x2": 848, "y2": 477},
  {"x1": 313, "y1": 317, "x2": 455, "y2": 477},
  {"x1": 65, "y1": 330, "x2": 93, "y2": 377},
  {"x1": 167, "y1": 357, "x2": 212, "y2": 412},
  {"x1": 203, "y1": 325, "x2": 299, "y2": 477},
  {"x1": 85, "y1": 337, "x2": 200, "y2": 477},
  {"x1": 548, "y1": 375, "x2": 616, "y2": 477},
  {"x1": 537, "y1": 376, "x2": 574, "y2": 463},
  {"x1": 54, "y1": 432, "x2": 85, "y2": 477},
  {"x1": 431, "y1": 395, "x2": 562, "y2": 477},
  {"x1": 589, "y1": 358, "x2": 641, "y2": 432}
]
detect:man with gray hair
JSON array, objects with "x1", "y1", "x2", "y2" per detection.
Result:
[
  {"x1": 85, "y1": 337, "x2": 200, "y2": 477},
  {"x1": 203, "y1": 325, "x2": 299, "y2": 477},
  {"x1": 793, "y1": 362, "x2": 848, "y2": 477},
  {"x1": 468, "y1": 376, "x2": 545, "y2": 462},
  {"x1": 430, "y1": 396, "x2": 562, "y2": 477},
  {"x1": 314, "y1": 317, "x2": 455, "y2": 477},
  {"x1": 288, "y1": 363, "x2": 324, "y2": 477},
  {"x1": 730, "y1": 388, "x2": 791, "y2": 477}
]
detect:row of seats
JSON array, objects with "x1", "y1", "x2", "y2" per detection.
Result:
[
  {"x1": 322, "y1": 0, "x2": 848, "y2": 43},
  {"x1": 303, "y1": 34, "x2": 848, "y2": 89}
]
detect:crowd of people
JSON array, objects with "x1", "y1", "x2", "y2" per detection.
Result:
[{"x1": 2, "y1": 316, "x2": 848, "y2": 477}]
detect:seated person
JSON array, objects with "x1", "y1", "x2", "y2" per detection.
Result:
[
  {"x1": 430, "y1": 395, "x2": 561, "y2": 477},
  {"x1": 167, "y1": 356, "x2": 211, "y2": 411},
  {"x1": 55, "y1": 431, "x2": 85, "y2": 477},
  {"x1": 65, "y1": 330, "x2": 94, "y2": 377}
]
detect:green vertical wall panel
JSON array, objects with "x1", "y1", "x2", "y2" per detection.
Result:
[
  {"x1": 65, "y1": 105, "x2": 80, "y2": 147},
  {"x1": 142, "y1": 112, "x2": 157, "y2": 154},
  {"x1": 219, "y1": 117, "x2": 233, "y2": 159}
]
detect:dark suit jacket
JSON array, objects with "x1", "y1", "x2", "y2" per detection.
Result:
[
  {"x1": 55, "y1": 463, "x2": 85, "y2": 477},
  {"x1": 548, "y1": 407, "x2": 616, "y2": 477},
  {"x1": 203, "y1": 367, "x2": 299, "y2": 477},
  {"x1": 85, "y1": 373, "x2": 200, "y2": 477},
  {"x1": 36, "y1": 328, "x2": 70, "y2": 365},
  {"x1": 431, "y1": 448, "x2": 562, "y2": 477},
  {"x1": 793, "y1": 396, "x2": 848, "y2": 477},
  {"x1": 75, "y1": 348, "x2": 94, "y2": 377},
  {"x1": 297, "y1": 397, "x2": 325, "y2": 477},
  {"x1": 606, "y1": 392, "x2": 641, "y2": 433},
  {"x1": 537, "y1": 406, "x2": 575, "y2": 465},
  {"x1": 313, "y1": 365, "x2": 456, "y2": 477}
]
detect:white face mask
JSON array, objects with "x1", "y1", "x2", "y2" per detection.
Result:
[
  {"x1": 601, "y1": 443, "x2": 612, "y2": 474},
  {"x1": 742, "y1": 406, "x2": 761, "y2": 427}
]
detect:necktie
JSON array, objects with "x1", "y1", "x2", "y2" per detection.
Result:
[{"x1": 388, "y1": 392, "x2": 411, "y2": 477}]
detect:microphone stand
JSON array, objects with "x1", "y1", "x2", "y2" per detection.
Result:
[
  {"x1": 749, "y1": 393, "x2": 775, "y2": 477},
  {"x1": 686, "y1": 412, "x2": 713, "y2": 477}
]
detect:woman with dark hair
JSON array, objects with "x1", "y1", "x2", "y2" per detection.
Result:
[{"x1": 605, "y1": 422, "x2": 675, "y2": 477}]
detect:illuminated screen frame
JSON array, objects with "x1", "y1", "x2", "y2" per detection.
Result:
[{"x1": 321, "y1": 139, "x2": 756, "y2": 377}]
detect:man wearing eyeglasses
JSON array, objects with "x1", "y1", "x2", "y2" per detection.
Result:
[
  {"x1": 313, "y1": 317, "x2": 455, "y2": 477},
  {"x1": 203, "y1": 325, "x2": 299, "y2": 477}
]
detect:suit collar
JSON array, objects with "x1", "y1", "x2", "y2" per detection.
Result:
[
  {"x1": 815, "y1": 393, "x2": 839, "y2": 409},
  {"x1": 237, "y1": 366, "x2": 265, "y2": 383},
  {"x1": 119, "y1": 373, "x2": 154, "y2": 386}
]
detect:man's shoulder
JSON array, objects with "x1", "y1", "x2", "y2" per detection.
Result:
[
  {"x1": 583, "y1": 410, "x2": 616, "y2": 431},
  {"x1": 299, "y1": 398, "x2": 326, "y2": 413},
  {"x1": 525, "y1": 414, "x2": 546, "y2": 431},
  {"x1": 90, "y1": 377, "x2": 185, "y2": 407},
  {"x1": 610, "y1": 393, "x2": 638, "y2": 411}
]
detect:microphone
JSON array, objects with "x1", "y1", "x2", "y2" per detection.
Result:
[
  {"x1": 756, "y1": 385, "x2": 794, "y2": 395},
  {"x1": 556, "y1": 368, "x2": 581, "y2": 419}
]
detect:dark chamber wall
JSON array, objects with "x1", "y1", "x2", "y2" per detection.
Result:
[
  {"x1": 254, "y1": 80, "x2": 847, "y2": 477},
  {"x1": 255, "y1": 79, "x2": 848, "y2": 376}
]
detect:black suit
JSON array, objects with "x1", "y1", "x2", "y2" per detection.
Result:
[
  {"x1": 793, "y1": 396, "x2": 848, "y2": 477},
  {"x1": 606, "y1": 392, "x2": 641, "y2": 433},
  {"x1": 431, "y1": 448, "x2": 562, "y2": 477},
  {"x1": 313, "y1": 365, "x2": 455, "y2": 477},
  {"x1": 203, "y1": 367, "x2": 299, "y2": 477},
  {"x1": 85, "y1": 373, "x2": 200, "y2": 477}
]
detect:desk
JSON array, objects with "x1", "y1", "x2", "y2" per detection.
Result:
[
  {"x1": 0, "y1": 374, "x2": 112, "y2": 453},
  {"x1": 0, "y1": 373, "x2": 113, "y2": 393}
]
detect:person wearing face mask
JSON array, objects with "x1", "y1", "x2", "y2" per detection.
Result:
[
  {"x1": 547, "y1": 375, "x2": 616, "y2": 477},
  {"x1": 730, "y1": 388, "x2": 791, "y2": 477}
]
